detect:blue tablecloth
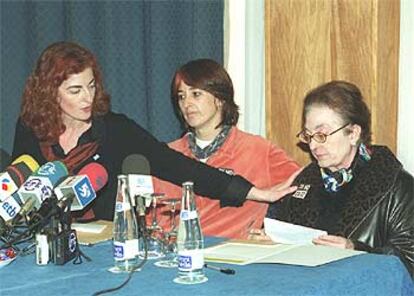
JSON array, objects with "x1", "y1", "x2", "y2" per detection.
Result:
[{"x1": 0, "y1": 240, "x2": 413, "y2": 296}]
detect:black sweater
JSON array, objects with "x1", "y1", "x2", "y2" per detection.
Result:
[{"x1": 12, "y1": 111, "x2": 252, "y2": 220}]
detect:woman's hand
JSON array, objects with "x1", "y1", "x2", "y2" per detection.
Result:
[
  {"x1": 312, "y1": 235, "x2": 355, "y2": 249},
  {"x1": 247, "y1": 228, "x2": 272, "y2": 241},
  {"x1": 246, "y1": 168, "x2": 302, "y2": 203}
]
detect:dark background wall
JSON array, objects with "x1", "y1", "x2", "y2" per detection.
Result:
[{"x1": 0, "y1": 0, "x2": 223, "y2": 154}]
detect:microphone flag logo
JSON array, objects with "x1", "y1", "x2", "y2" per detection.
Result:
[
  {"x1": 73, "y1": 177, "x2": 96, "y2": 208},
  {"x1": 1, "y1": 178, "x2": 9, "y2": 191},
  {"x1": 0, "y1": 196, "x2": 22, "y2": 221},
  {"x1": 69, "y1": 232, "x2": 77, "y2": 253},
  {"x1": 36, "y1": 162, "x2": 57, "y2": 176},
  {"x1": 23, "y1": 178, "x2": 42, "y2": 191},
  {"x1": 0, "y1": 172, "x2": 19, "y2": 201}
]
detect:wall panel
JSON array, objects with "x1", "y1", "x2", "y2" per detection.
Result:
[{"x1": 266, "y1": 0, "x2": 399, "y2": 166}]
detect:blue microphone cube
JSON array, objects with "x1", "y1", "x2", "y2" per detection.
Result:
[{"x1": 54, "y1": 175, "x2": 96, "y2": 211}]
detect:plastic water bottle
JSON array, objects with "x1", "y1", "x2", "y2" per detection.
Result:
[
  {"x1": 110, "y1": 175, "x2": 140, "y2": 273},
  {"x1": 173, "y1": 181, "x2": 208, "y2": 284}
]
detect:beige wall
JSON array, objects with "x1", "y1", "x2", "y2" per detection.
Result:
[{"x1": 265, "y1": 0, "x2": 400, "y2": 166}]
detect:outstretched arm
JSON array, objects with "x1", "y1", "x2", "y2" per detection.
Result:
[{"x1": 246, "y1": 168, "x2": 302, "y2": 203}]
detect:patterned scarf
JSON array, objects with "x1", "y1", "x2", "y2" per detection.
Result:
[
  {"x1": 320, "y1": 143, "x2": 371, "y2": 193},
  {"x1": 40, "y1": 141, "x2": 99, "y2": 174},
  {"x1": 187, "y1": 125, "x2": 232, "y2": 160}
]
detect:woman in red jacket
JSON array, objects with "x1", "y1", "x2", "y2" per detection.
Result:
[{"x1": 153, "y1": 59, "x2": 300, "y2": 239}]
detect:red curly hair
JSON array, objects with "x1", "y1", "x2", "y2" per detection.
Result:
[{"x1": 20, "y1": 41, "x2": 110, "y2": 143}]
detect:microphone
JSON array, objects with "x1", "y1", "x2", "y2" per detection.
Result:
[
  {"x1": 12, "y1": 154, "x2": 40, "y2": 172},
  {"x1": 0, "y1": 155, "x2": 39, "y2": 201},
  {"x1": 29, "y1": 163, "x2": 108, "y2": 231},
  {"x1": 0, "y1": 193, "x2": 23, "y2": 224},
  {"x1": 0, "y1": 148, "x2": 11, "y2": 171},
  {"x1": 0, "y1": 155, "x2": 40, "y2": 223},
  {"x1": 122, "y1": 154, "x2": 153, "y2": 207},
  {"x1": 17, "y1": 161, "x2": 68, "y2": 211},
  {"x1": 122, "y1": 154, "x2": 154, "y2": 232},
  {"x1": 54, "y1": 162, "x2": 108, "y2": 211},
  {"x1": 122, "y1": 154, "x2": 150, "y2": 175},
  {"x1": 8, "y1": 196, "x2": 37, "y2": 225}
]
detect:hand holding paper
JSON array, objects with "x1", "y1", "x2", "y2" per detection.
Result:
[{"x1": 264, "y1": 217, "x2": 327, "y2": 245}]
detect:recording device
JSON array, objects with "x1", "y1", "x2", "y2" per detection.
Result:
[
  {"x1": 52, "y1": 228, "x2": 78, "y2": 265},
  {"x1": 35, "y1": 233, "x2": 49, "y2": 265}
]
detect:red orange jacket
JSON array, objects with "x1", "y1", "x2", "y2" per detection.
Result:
[{"x1": 153, "y1": 127, "x2": 299, "y2": 238}]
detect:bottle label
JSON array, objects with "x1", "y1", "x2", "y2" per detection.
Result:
[
  {"x1": 180, "y1": 210, "x2": 198, "y2": 220},
  {"x1": 113, "y1": 239, "x2": 139, "y2": 260},
  {"x1": 177, "y1": 249, "x2": 204, "y2": 271},
  {"x1": 115, "y1": 201, "x2": 131, "y2": 212}
]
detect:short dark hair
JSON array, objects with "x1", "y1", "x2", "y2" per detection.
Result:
[
  {"x1": 20, "y1": 41, "x2": 110, "y2": 143},
  {"x1": 171, "y1": 59, "x2": 239, "y2": 129},
  {"x1": 302, "y1": 80, "x2": 372, "y2": 145}
]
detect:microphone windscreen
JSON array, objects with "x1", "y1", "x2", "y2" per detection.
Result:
[
  {"x1": 78, "y1": 162, "x2": 108, "y2": 192},
  {"x1": 6, "y1": 162, "x2": 33, "y2": 187},
  {"x1": 122, "y1": 154, "x2": 150, "y2": 175},
  {"x1": 33, "y1": 161, "x2": 68, "y2": 186},
  {"x1": 0, "y1": 149, "x2": 11, "y2": 171},
  {"x1": 12, "y1": 154, "x2": 39, "y2": 172}
]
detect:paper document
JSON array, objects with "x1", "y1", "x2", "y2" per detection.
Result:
[
  {"x1": 264, "y1": 218, "x2": 327, "y2": 245},
  {"x1": 72, "y1": 223, "x2": 107, "y2": 234},
  {"x1": 204, "y1": 242, "x2": 295, "y2": 265},
  {"x1": 73, "y1": 220, "x2": 113, "y2": 245},
  {"x1": 204, "y1": 241, "x2": 365, "y2": 267}
]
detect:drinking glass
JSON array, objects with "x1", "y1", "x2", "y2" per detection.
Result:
[
  {"x1": 139, "y1": 193, "x2": 165, "y2": 259},
  {"x1": 154, "y1": 198, "x2": 181, "y2": 268}
]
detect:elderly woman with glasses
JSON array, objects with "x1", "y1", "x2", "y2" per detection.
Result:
[{"x1": 266, "y1": 80, "x2": 414, "y2": 277}]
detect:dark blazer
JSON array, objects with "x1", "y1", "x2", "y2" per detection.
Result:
[{"x1": 267, "y1": 146, "x2": 414, "y2": 278}]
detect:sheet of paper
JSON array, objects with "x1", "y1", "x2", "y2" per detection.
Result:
[
  {"x1": 254, "y1": 244, "x2": 365, "y2": 266},
  {"x1": 72, "y1": 220, "x2": 113, "y2": 245},
  {"x1": 72, "y1": 222, "x2": 107, "y2": 234},
  {"x1": 204, "y1": 242, "x2": 295, "y2": 265},
  {"x1": 264, "y1": 218, "x2": 327, "y2": 245},
  {"x1": 204, "y1": 241, "x2": 365, "y2": 267}
]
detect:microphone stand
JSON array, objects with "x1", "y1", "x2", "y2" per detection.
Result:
[{"x1": 0, "y1": 198, "x2": 60, "y2": 249}]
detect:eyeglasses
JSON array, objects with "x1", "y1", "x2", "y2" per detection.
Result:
[{"x1": 297, "y1": 123, "x2": 350, "y2": 144}]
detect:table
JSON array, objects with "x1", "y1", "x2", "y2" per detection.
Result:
[{"x1": 0, "y1": 240, "x2": 413, "y2": 296}]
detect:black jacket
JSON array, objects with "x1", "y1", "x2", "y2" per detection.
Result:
[
  {"x1": 12, "y1": 111, "x2": 251, "y2": 220},
  {"x1": 267, "y1": 146, "x2": 414, "y2": 278}
]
